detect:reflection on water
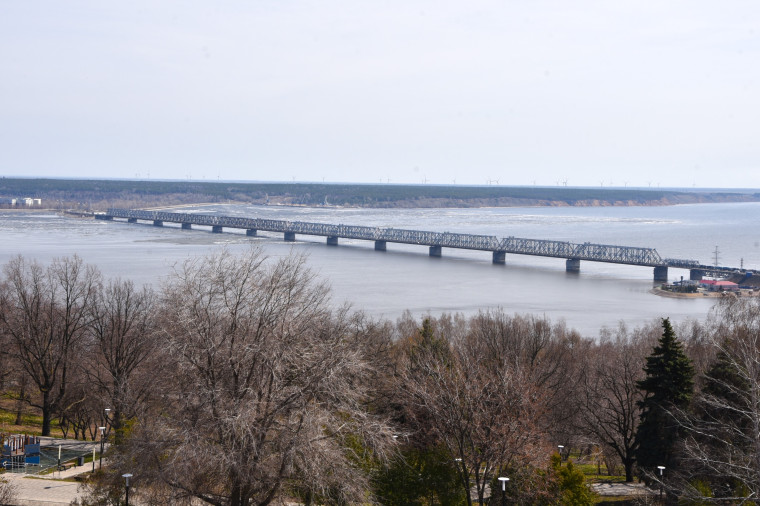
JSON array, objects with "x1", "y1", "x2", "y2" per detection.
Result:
[{"x1": 1, "y1": 203, "x2": 758, "y2": 338}]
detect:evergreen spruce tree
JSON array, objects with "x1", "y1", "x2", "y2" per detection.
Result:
[
  {"x1": 700, "y1": 347, "x2": 749, "y2": 425},
  {"x1": 685, "y1": 346, "x2": 752, "y2": 498},
  {"x1": 685, "y1": 331, "x2": 760, "y2": 503},
  {"x1": 635, "y1": 318, "x2": 695, "y2": 477}
]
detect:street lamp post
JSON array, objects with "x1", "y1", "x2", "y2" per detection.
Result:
[
  {"x1": 657, "y1": 466, "x2": 666, "y2": 502},
  {"x1": 454, "y1": 458, "x2": 465, "y2": 503},
  {"x1": 98, "y1": 427, "x2": 106, "y2": 469},
  {"x1": 557, "y1": 445, "x2": 564, "y2": 462},
  {"x1": 104, "y1": 408, "x2": 112, "y2": 442},
  {"x1": 498, "y1": 477, "x2": 509, "y2": 506},
  {"x1": 122, "y1": 473, "x2": 133, "y2": 506}
]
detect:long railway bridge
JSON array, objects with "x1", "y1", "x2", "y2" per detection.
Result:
[{"x1": 98, "y1": 208, "x2": 754, "y2": 282}]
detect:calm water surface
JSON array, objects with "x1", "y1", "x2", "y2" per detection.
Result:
[{"x1": 1, "y1": 203, "x2": 758, "y2": 337}]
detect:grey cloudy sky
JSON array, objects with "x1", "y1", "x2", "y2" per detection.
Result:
[{"x1": 2, "y1": 1, "x2": 759, "y2": 188}]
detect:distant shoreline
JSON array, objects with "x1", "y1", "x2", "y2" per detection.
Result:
[
  {"x1": 651, "y1": 287, "x2": 759, "y2": 299},
  {"x1": 1, "y1": 178, "x2": 759, "y2": 211}
]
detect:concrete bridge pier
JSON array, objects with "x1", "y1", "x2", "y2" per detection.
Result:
[
  {"x1": 654, "y1": 266, "x2": 668, "y2": 282},
  {"x1": 246, "y1": 229, "x2": 257, "y2": 237},
  {"x1": 690, "y1": 269, "x2": 704, "y2": 281},
  {"x1": 212, "y1": 226, "x2": 223, "y2": 233},
  {"x1": 327, "y1": 236, "x2": 339, "y2": 246},
  {"x1": 153, "y1": 220, "x2": 163, "y2": 227},
  {"x1": 181, "y1": 223, "x2": 192, "y2": 230},
  {"x1": 127, "y1": 218, "x2": 137, "y2": 223},
  {"x1": 566, "y1": 258, "x2": 580, "y2": 273},
  {"x1": 429, "y1": 246, "x2": 442, "y2": 257},
  {"x1": 375, "y1": 240, "x2": 387, "y2": 251},
  {"x1": 492, "y1": 251, "x2": 506, "y2": 264},
  {"x1": 284, "y1": 232, "x2": 296, "y2": 242}
]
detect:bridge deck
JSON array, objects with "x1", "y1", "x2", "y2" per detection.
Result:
[{"x1": 102, "y1": 208, "x2": 671, "y2": 267}]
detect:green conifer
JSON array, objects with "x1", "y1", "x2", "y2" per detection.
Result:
[{"x1": 635, "y1": 318, "x2": 695, "y2": 476}]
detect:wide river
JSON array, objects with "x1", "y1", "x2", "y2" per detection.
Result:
[{"x1": 2, "y1": 202, "x2": 759, "y2": 337}]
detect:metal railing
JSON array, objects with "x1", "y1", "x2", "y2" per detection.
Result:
[
  {"x1": 102, "y1": 208, "x2": 684, "y2": 268},
  {"x1": 101, "y1": 209, "x2": 754, "y2": 276}
]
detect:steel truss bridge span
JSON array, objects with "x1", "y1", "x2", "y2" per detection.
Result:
[{"x1": 98, "y1": 208, "x2": 732, "y2": 282}]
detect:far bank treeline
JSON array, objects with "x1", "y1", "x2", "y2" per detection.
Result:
[
  {"x1": 2, "y1": 249, "x2": 760, "y2": 505},
  {"x1": 1, "y1": 177, "x2": 759, "y2": 209}
]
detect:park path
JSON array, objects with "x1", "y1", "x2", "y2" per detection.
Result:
[
  {"x1": 3, "y1": 438, "x2": 105, "y2": 506},
  {"x1": 591, "y1": 480, "x2": 654, "y2": 497},
  {"x1": 3, "y1": 464, "x2": 90, "y2": 506}
]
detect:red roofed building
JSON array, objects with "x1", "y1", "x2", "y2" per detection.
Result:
[{"x1": 708, "y1": 280, "x2": 739, "y2": 292}]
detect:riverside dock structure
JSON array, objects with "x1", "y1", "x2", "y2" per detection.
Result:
[{"x1": 98, "y1": 208, "x2": 756, "y2": 282}]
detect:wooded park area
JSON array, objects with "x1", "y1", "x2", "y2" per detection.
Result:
[{"x1": 1, "y1": 248, "x2": 759, "y2": 505}]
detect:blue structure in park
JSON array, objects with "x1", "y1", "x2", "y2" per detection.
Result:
[{"x1": 1, "y1": 434, "x2": 41, "y2": 470}]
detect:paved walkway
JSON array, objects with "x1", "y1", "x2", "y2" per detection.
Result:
[
  {"x1": 4, "y1": 473, "x2": 82, "y2": 506},
  {"x1": 3, "y1": 459, "x2": 103, "y2": 505},
  {"x1": 591, "y1": 481, "x2": 654, "y2": 497},
  {"x1": 4, "y1": 472, "x2": 654, "y2": 505}
]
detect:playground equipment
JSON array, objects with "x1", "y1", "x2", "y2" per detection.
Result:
[{"x1": 1, "y1": 434, "x2": 40, "y2": 471}]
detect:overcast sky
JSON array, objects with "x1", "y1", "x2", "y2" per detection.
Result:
[{"x1": 2, "y1": 1, "x2": 759, "y2": 188}]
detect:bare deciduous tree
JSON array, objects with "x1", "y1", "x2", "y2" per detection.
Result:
[
  {"x1": 400, "y1": 311, "x2": 556, "y2": 506},
  {"x1": 57, "y1": 364, "x2": 99, "y2": 440},
  {"x1": 0, "y1": 255, "x2": 100, "y2": 435},
  {"x1": 579, "y1": 323, "x2": 652, "y2": 482},
  {"x1": 86, "y1": 278, "x2": 157, "y2": 436},
  {"x1": 677, "y1": 296, "x2": 760, "y2": 500},
  {"x1": 109, "y1": 248, "x2": 394, "y2": 506},
  {"x1": 0, "y1": 320, "x2": 9, "y2": 392},
  {"x1": 468, "y1": 311, "x2": 586, "y2": 454},
  {"x1": 0, "y1": 476, "x2": 17, "y2": 505}
]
